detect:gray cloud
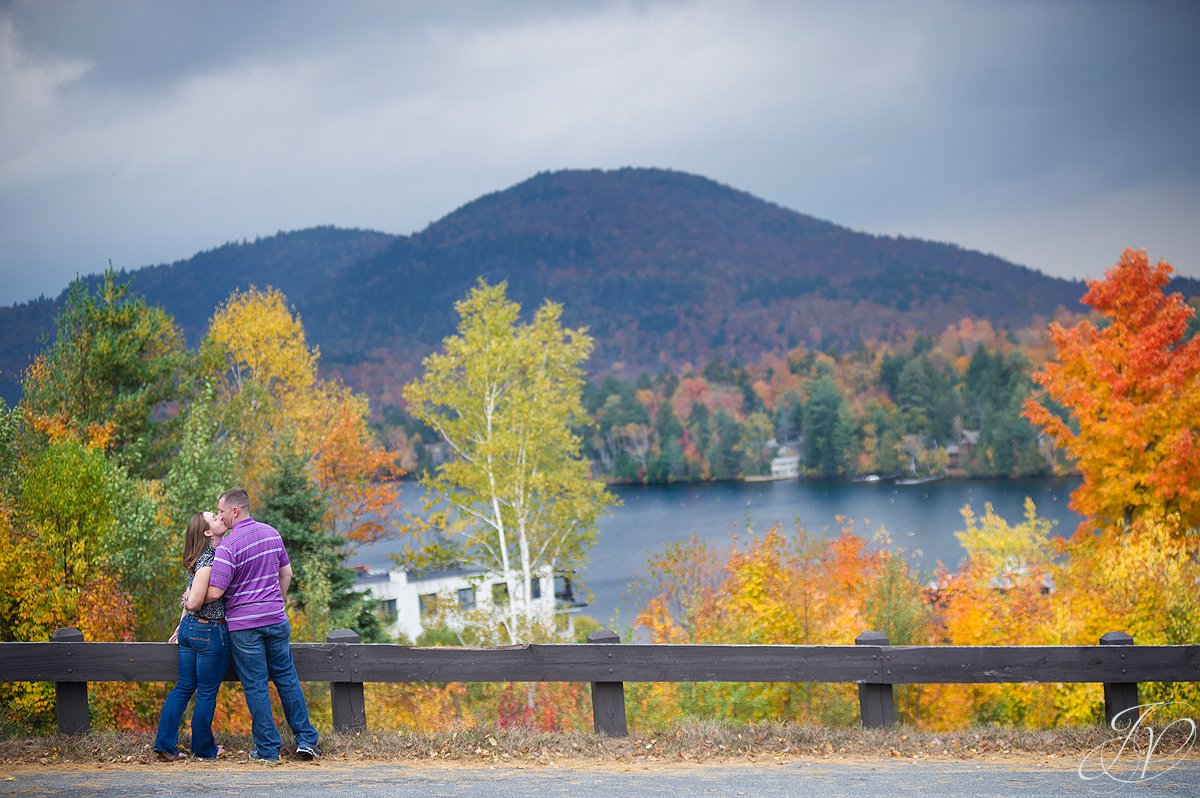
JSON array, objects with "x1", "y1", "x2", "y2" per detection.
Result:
[{"x1": 2, "y1": 0, "x2": 1198, "y2": 305}]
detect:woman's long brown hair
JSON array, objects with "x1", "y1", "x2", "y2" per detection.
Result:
[{"x1": 181, "y1": 513, "x2": 212, "y2": 574}]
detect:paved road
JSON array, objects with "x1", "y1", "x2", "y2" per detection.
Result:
[{"x1": 4, "y1": 761, "x2": 1200, "y2": 797}]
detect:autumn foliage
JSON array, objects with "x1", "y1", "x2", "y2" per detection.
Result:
[
  {"x1": 632, "y1": 523, "x2": 936, "y2": 727},
  {"x1": 4, "y1": 247, "x2": 1199, "y2": 736},
  {"x1": 1, "y1": 281, "x2": 402, "y2": 733},
  {"x1": 202, "y1": 286, "x2": 403, "y2": 550},
  {"x1": 1024, "y1": 248, "x2": 1200, "y2": 531},
  {"x1": 628, "y1": 497, "x2": 1200, "y2": 731}
]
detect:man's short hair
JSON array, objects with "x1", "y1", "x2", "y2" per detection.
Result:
[{"x1": 219, "y1": 487, "x2": 251, "y2": 514}]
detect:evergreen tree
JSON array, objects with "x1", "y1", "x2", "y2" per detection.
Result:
[
  {"x1": 775, "y1": 390, "x2": 804, "y2": 445},
  {"x1": 708, "y1": 410, "x2": 743, "y2": 480},
  {"x1": 259, "y1": 447, "x2": 383, "y2": 642},
  {"x1": 896, "y1": 358, "x2": 933, "y2": 437},
  {"x1": 964, "y1": 345, "x2": 997, "y2": 429},
  {"x1": 803, "y1": 376, "x2": 851, "y2": 477},
  {"x1": 690, "y1": 402, "x2": 712, "y2": 454},
  {"x1": 21, "y1": 268, "x2": 189, "y2": 478}
]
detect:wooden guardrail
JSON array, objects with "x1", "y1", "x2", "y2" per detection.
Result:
[{"x1": 1, "y1": 628, "x2": 1197, "y2": 737}]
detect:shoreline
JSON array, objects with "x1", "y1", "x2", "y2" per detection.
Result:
[{"x1": 598, "y1": 471, "x2": 1078, "y2": 489}]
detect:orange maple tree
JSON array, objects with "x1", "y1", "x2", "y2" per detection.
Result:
[
  {"x1": 1024, "y1": 248, "x2": 1200, "y2": 531},
  {"x1": 310, "y1": 392, "x2": 404, "y2": 546}
]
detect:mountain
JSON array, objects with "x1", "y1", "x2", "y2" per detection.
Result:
[
  {"x1": 0, "y1": 227, "x2": 394, "y2": 402},
  {"x1": 298, "y1": 168, "x2": 1088, "y2": 395},
  {"x1": 84, "y1": 225, "x2": 395, "y2": 346},
  {"x1": 8, "y1": 167, "x2": 1186, "y2": 408}
]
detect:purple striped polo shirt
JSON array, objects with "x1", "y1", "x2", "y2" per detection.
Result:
[{"x1": 209, "y1": 517, "x2": 291, "y2": 632}]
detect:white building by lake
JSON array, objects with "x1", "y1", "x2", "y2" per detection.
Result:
[
  {"x1": 356, "y1": 564, "x2": 584, "y2": 642},
  {"x1": 770, "y1": 445, "x2": 801, "y2": 478}
]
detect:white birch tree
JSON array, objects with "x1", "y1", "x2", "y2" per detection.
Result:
[{"x1": 403, "y1": 280, "x2": 615, "y2": 643}]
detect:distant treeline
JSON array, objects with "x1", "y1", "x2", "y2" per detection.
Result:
[{"x1": 381, "y1": 318, "x2": 1073, "y2": 484}]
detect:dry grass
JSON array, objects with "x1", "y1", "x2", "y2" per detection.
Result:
[{"x1": 0, "y1": 722, "x2": 1145, "y2": 768}]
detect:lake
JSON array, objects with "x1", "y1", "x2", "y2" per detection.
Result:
[{"x1": 349, "y1": 476, "x2": 1083, "y2": 629}]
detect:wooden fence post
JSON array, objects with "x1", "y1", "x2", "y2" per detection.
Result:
[
  {"x1": 1100, "y1": 631, "x2": 1139, "y2": 728},
  {"x1": 327, "y1": 629, "x2": 367, "y2": 732},
  {"x1": 51, "y1": 627, "x2": 89, "y2": 736},
  {"x1": 588, "y1": 629, "x2": 628, "y2": 737},
  {"x1": 856, "y1": 630, "x2": 895, "y2": 729}
]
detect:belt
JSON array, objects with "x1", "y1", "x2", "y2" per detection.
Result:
[{"x1": 195, "y1": 617, "x2": 226, "y2": 624}]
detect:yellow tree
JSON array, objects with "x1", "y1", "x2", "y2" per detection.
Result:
[
  {"x1": 201, "y1": 286, "x2": 317, "y2": 493},
  {"x1": 1049, "y1": 516, "x2": 1200, "y2": 722},
  {"x1": 933, "y1": 501, "x2": 1060, "y2": 728},
  {"x1": 1024, "y1": 248, "x2": 1200, "y2": 531},
  {"x1": 633, "y1": 524, "x2": 930, "y2": 726},
  {"x1": 201, "y1": 286, "x2": 401, "y2": 543},
  {"x1": 0, "y1": 436, "x2": 144, "y2": 732}
]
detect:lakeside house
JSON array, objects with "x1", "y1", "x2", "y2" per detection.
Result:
[
  {"x1": 946, "y1": 429, "x2": 981, "y2": 471},
  {"x1": 356, "y1": 564, "x2": 585, "y2": 641},
  {"x1": 770, "y1": 445, "x2": 802, "y2": 479}
]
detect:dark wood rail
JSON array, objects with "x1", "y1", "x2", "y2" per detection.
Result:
[{"x1": 2, "y1": 628, "x2": 1195, "y2": 736}]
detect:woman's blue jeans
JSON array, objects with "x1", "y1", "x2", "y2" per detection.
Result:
[
  {"x1": 153, "y1": 615, "x2": 230, "y2": 759},
  {"x1": 229, "y1": 619, "x2": 319, "y2": 760}
]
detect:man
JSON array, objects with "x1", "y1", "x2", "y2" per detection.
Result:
[{"x1": 206, "y1": 486, "x2": 320, "y2": 763}]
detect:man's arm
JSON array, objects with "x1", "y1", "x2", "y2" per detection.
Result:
[
  {"x1": 207, "y1": 543, "x2": 232, "y2": 602},
  {"x1": 279, "y1": 563, "x2": 293, "y2": 598}
]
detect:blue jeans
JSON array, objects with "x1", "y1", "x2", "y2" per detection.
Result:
[
  {"x1": 153, "y1": 615, "x2": 230, "y2": 759},
  {"x1": 229, "y1": 619, "x2": 318, "y2": 759}
]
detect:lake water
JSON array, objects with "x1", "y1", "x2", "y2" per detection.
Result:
[{"x1": 349, "y1": 476, "x2": 1083, "y2": 629}]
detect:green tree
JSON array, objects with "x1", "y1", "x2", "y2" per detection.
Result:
[
  {"x1": 650, "y1": 404, "x2": 686, "y2": 482},
  {"x1": 963, "y1": 345, "x2": 997, "y2": 430},
  {"x1": 707, "y1": 410, "x2": 743, "y2": 480},
  {"x1": 858, "y1": 398, "x2": 903, "y2": 476},
  {"x1": 896, "y1": 358, "x2": 933, "y2": 436},
  {"x1": 21, "y1": 269, "x2": 188, "y2": 477},
  {"x1": 690, "y1": 402, "x2": 712, "y2": 455},
  {"x1": 738, "y1": 412, "x2": 775, "y2": 476},
  {"x1": 0, "y1": 399, "x2": 18, "y2": 502},
  {"x1": 103, "y1": 463, "x2": 177, "y2": 639},
  {"x1": 164, "y1": 386, "x2": 235, "y2": 530},
  {"x1": 775, "y1": 390, "x2": 804, "y2": 445},
  {"x1": 403, "y1": 280, "x2": 616, "y2": 643},
  {"x1": 0, "y1": 437, "x2": 170, "y2": 641},
  {"x1": 804, "y1": 376, "x2": 851, "y2": 477},
  {"x1": 259, "y1": 447, "x2": 384, "y2": 642}
]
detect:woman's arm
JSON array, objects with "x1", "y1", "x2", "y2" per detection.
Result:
[
  {"x1": 168, "y1": 609, "x2": 185, "y2": 643},
  {"x1": 185, "y1": 566, "x2": 214, "y2": 612}
]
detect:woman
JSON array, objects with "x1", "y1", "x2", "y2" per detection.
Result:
[{"x1": 152, "y1": 511, "x2": 230, "y2": 761}]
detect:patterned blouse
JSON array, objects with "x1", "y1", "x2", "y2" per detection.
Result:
[{"x1": 186, "y1": 546, "x2": 226, "y2": 620}]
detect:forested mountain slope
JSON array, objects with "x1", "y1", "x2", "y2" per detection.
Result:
[{"x1": 8, "y1": 167, "x2": 1186, "y2": 407}]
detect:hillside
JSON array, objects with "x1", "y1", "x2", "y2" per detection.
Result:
[
  {"x1": 7, "y1": 167, "x2": 1188, "y2": 408},
  {"x1": 299, "y1": 168, "x2": 1088, "y2": 394}
]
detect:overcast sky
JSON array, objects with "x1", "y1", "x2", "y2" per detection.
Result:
[{"x1": 2, "y1": 0, "x2": 1198, "y2": 306}]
